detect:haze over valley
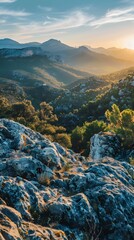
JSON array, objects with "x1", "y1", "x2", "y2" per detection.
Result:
[{"x1": 1, "y1": 38, "x2": 134, "y2": 75}]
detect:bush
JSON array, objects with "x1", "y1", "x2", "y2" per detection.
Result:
[
  {"x1": 55, "y1": 133, "x2": 72, "y2": 149},
  {"x1": 71, "y1": 120, "x2": 107, "y2": 154},
  {"x1": 71, "y1": 126, "x2": 85, "y2": 152},
  {"x1": 83, "y1": 120, "x2": 107, "y2": 144}
]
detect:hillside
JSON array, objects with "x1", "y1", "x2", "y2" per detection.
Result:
[
  {"x1": 101, "y1": 66, "x2": 134, "y2": 82},
  {"x1": 90, "y1": 46, "x2": 134, "y2": 62},
  {"x1": 51, "y1": 77, "x2": 109, "y2": 129},
  {"x1": 40, "y1": 40, "x2": 133, "y2": 74},
  {"x1": 79, "y1": 74, "x2": 134, "y2": 122},
  {"x1": 0, "y1": 54, "x2": 90, "y2": 88}
]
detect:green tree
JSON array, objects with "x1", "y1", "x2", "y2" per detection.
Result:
[
  {"x1": 105, "y1": 104, "x2": 121, "y2": 128},
  {"x1": 83, "y1": 120, "x2": 107, "y2": 144},
  {"x1": 71, "y1": 126, "x2": 85, "y2": 152},
  {"x1": 105, "y1": 104, "x2": 134, "y2": 148},
  {"x1": 11, "y1": 100, "x2": 36, "y2": 120},
  {"x1": 38, "y1": 102, "x2": 58, "y2": 124}
]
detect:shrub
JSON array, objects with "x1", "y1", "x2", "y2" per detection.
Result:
[
  {"x1": 83, "y1": 120, "x2": 107, "y2": 144},
  {"x1": 71, "y1": 126, "x2": 85, "y2": 152},
  {"x1": 71, "y1": 120, "x2": 107, "y2": 154},
  {"x1": 55, "y1": 133, "x2": 72, "y2": 149}
]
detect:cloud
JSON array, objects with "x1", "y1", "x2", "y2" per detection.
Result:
[
  {"x1": 106, "y1": 8, "x2": 134, "y2": 17},
  {"x1": 0, "y1": 8, "x2": 31, "y2": 16},
  {"x1": 90, "y1": 7, "x2": 134, "y2": 27},
  {"x1": 0, "y1": 19, "x2": 6, "y2": 23},
  {"x1": 0, "y1": 10, "x2": 93, "y2": 42},
  {"x1": 16, "y1": 10, "x2": 93, "y2": 35},
  {"x1": 0, "y1": 0, "x2": 16, "y2": 2}
]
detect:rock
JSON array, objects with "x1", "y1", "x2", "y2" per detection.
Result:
[
  {"x1": 90, "y1": 132, "x2": 121, "y2": 160},
  {"x1": 0, "y1": 205, "x2": 67, "y2": 239},
  {"x1": 36, "y1": 147, "x2": 62, "y2": 169},
  {"x1": 67, "y1": 158, "x2": 134, "y2": 240},
  {"x1": 0, "y1": 119, "x2": 133, "y2": 240},
  {"x1": 43, "y1": 193, "x2": 98, "y2": 229}
]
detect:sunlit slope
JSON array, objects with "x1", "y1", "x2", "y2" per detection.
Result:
[{"x1": 0, "y1": 55, "x2": 90, "y2": 88}]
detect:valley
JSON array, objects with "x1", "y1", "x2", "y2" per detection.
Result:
[{"x1": 0, "y1": 37, "x2": 134, "y2": 240}]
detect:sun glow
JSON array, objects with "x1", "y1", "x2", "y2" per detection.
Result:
[{"x1": 124, "y1": 37, "x2": 134, "y2": 50}]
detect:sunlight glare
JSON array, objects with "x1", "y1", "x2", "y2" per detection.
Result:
[{"x1": 124, "y1": 38, "x2": 134, "y2": 50}]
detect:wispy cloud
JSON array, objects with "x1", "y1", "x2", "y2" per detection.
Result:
[
  {"x1": 90, "y1": 7, "x2": 134, "y2": 27},
  {"x1": 106, "y1": 8, "x2": 134, "y2": 17},
  {"x1": 17, "y1": 10, "x2": 93, "y2": 35},
  {"x1": 0, "y1": 10, "x2": 93, "y2": 41},
  {"x1": 0, "y1": 0, "x2": 16, "y2": 3},
  {"x1": 0, "y1": 8, "x2": 31, "y2": 16}
]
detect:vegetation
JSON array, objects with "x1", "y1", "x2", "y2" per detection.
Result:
[
  {"x1": 105, "y1": 104, "x2": 134, "y2": 147},
  {"x1": 0, "y1": 96, "x2": 71, "y2": 148},
  {"x1": 71, "y1": 104, "x2": 134, "y2": 155},
  {"x1": 79, "y1": 75, "x2": 134, "y2": 123},
  {"x1": 71, "y1": 120, "x2": 107, "y2": 155},
  {"x1": 0, "y1": 74, "x2": 133, "y2": 154}
]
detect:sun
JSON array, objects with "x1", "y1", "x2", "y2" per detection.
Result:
[{"x1": 124, "y1": 38, "x2": 134, "y2": 50}]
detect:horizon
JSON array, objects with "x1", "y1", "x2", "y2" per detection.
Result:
[
  {"x1": 0, "y1": 0, "x2": 134, "y2": 49},
  {"x1": 1, "y1": 37, "x2": 134, "y2": 51}
]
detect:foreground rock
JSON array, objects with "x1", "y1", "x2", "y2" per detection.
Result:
[{"x1": 0, "y1": 119, "x2": 134, "y2": 240}]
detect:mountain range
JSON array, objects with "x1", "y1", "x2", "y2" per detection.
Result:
[
  {"x1": 86, "y1": 46, "x2": 134, "y2": 62},
  {"x1": 0, "y1": 38, "x2": 134, "y2": 75}
]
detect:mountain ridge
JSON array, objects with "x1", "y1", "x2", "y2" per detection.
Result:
[{"x1": 0, "y1": 38, "x2": 133, "y2": 75}]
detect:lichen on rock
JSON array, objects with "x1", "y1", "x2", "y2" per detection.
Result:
[{"x1": 0, "y1": 119, "x2": 134, "y2": 240}]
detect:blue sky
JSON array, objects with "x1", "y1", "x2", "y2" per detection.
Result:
[{"x1": 0, "y1": 0, "x2": 134, "y2": 48}]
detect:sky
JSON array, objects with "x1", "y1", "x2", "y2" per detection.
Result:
[{"x1": 0, "y1": 0, "x2": 134, "y2": 48}]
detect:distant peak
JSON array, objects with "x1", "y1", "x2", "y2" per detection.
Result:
[
  {"x1": 42, "y1": 39, "x2": 61, "y2": 44},
  {"x1": 0, "y1": 38, "x2": 19, "y2": 44},
  {"x1": 41, "y1": 39, "x2": 73, "y2": 52},
  {"x1": 79, "y1": 46, "x2": 88, "y2": 50},
  {"x1": 49, "y1": 39, "x2": 61, "y2": 42}
]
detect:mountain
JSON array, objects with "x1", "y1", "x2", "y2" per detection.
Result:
[
  {"x1": 0, "y1": 51, "x2": 94, "y2": 106},
  {"x1": 40, "y1": 40, "x2": 134, "y2": 74},
  {"x1": 0, "y1": 38, "x2": 133, "y2": 74},
  {"x1": 56, "y1": 46, "x2": 133, "y2": 74},
  {"x1": 87, "y1": 45, "x2": 134, "y2": 62},
  {"x1": 0, "y1": 53, "x2": 90, "y2": 88},
  {"x1": 0, "y1": 38, "x2": 40, "y2": 49},
  {"x1": 41, "y1": 39, "x2": 73, "y2": 52},
  {"x1": 0, "y1": 38, "x2": 20, "y2": 49}
]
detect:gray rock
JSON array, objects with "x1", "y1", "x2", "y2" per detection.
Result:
[
  {"x1": 90, "y1": 132, "x2": 121, "y2": 160},
  {"x1": 0, "y1": 119, "x2": 133, "y2": 240}
]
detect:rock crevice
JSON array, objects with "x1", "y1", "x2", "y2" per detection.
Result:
[{"x1": 0, "y1": 119, "x2": 134, "y2": 240}]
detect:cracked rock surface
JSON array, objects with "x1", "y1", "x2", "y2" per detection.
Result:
[{"x1": 0, "y1": 119, "x2": 134, "y2": 240}]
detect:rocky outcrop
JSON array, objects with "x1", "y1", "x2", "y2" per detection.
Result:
[
  {"x1": 0, "y1": 119, "x2": 134, "y2": 240},
  {"x1": 90, "y1": 132, "x2": 121, "y2": 160}
]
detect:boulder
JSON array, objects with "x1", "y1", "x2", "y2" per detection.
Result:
[
  {"x1": 90, "y1": 132, "x2": 121, "y2": 160},
  {"x1": 0, "y1": 119, "x2": 133, "y2": 240}
]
